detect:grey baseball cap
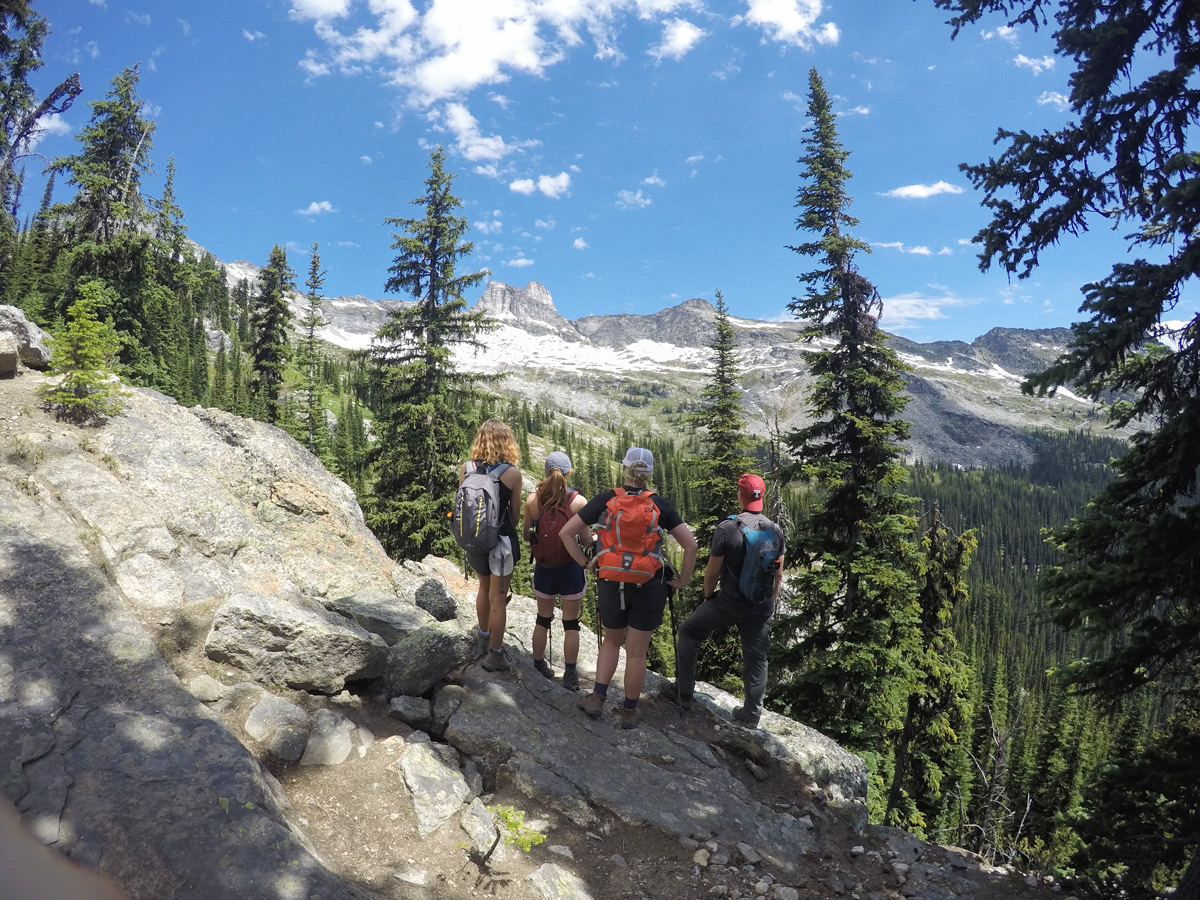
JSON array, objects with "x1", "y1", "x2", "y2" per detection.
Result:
[
  {"x1": 544, "y1": 451, "x2": 572, "y2": 474},
  {"x1": 621, "y1": 446, "x2": 653, "y2": 473}
]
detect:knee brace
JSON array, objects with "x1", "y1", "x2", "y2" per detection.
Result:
[
  {"x1": 535, "y1": 614, "x2": 554, "y2": 630},
  {"x1": 561, "y1": 618, "x2": 580, "y2": 632}
]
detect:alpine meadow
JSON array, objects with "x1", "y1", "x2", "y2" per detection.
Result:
[{"x1": 1, "y1": 1, "x2": 1197, "y2": 899}]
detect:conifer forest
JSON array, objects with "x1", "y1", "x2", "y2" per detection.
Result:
[{"x1": 1, "y1": 1, "x2": 1196, "y2": 897}]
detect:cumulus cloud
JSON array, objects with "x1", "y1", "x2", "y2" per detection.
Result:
[
  {"x1": 616, "y1": 189, "x2": 651, "y2": 209},
  {"x1": 21, "y1": 112, "x2": 72, "y2": 152},
  {"x1": 360, "y1": 155, "x2": 372, "y2": 164},
  {"x1": 1014, "y1": 54, "x2": 1055, "y2": 75},
  {"x1": 643, "y1": 172, "x2": 666, "y2": 187},
  {"x1": 737, "y1": 0, "x2": 839, "y2": 49},
  {"x1": 881, "y1": 181, "x2": 964, "y2": 199},
  {"x1": 1038, "y1": 91, "x2": 1070, "y2": 112},
  {"x1": 649, "y1": 18, "x2": 705, "y2": 61},
  {"x1": 443, "y1": 102, "x2": 519, "y2": 161},
  {"x1": 289, "y1": 0, "x2": 352, "y2": 20},
  {"x1": 509, "y1": 178, "x2": 536, "y2": 195},
  {"x1": 537, "y1": 172, "x2": 571, "y2": 198},
  {"x1": 872, "y1": 241, "x2": 953, "y2": 256},
  {"x1": 474, "y1": 216, "x2": 503, "y2": 235},
  {"x1": 506, "y1": 256, "x2": 535, "y2": 268},
  {"x1": 573, "y1": 237, "x2": 588, "y2": 249},
  {"x1": 837, "y1": 105, "x2": 870, "y2": 117},
  {"x1": 178, "y1": 19, "x2": 192, "y2": 36},
  {"x1": 297, "y1": 200, "x2": 336, "y2": 216},
  {"x1": 244, "y1": 29, "x2": 267, "y2": 41}
]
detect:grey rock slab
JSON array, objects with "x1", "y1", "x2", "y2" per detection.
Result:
[
  {"x1": 205, "y1": 590, "x2": 387, "y2": 693},
  {"x1": 446, "y1": 671, "x2": 815, "y2": 874},
  {"x1": 0, "y1": 330, "x2": 18, "y2": 375},
  {"x1": 395, "y1": 739, "x2": 472, "y2": 837},
  {"x1": 459, "y1": 796, "x2": 502, "y2": 858},
  {"x1": 496, "y1": 755, "x2": 597, "y2": 828},
  {"x1": 0, "y1": 485, "x2": 370, "y2": 900},
  {"x1": 527, "y1": 862, "x2": 596, "y2": 900},
  {"x1": 389, "y1": 695, "x2": 433, "y2": 731},
  {"x1": 0, "y1": 304, "x2": 51, "y2": 367},
  {"x1": 325, "y1": 588, "x2": 435, "y2": 644},
  {"x1": 382, "y1": 622, "x2": 476, "y2": 698}
]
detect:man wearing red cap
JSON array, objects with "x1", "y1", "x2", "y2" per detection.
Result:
[{"x1": 662, "y1": 473, "x2": 784, "y2": 727}]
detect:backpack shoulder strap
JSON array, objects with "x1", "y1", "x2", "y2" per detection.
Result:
[{"x1": 486, "y1": 461, "x2": 512, "y2": 480}]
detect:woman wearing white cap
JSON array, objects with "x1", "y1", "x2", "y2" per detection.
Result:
[
  {"x1": 523, "y1": 451, "x2": 589, "y2": 690},
  {"x1": 558, "y1": 446, "x2": 697, "y2": 728}
]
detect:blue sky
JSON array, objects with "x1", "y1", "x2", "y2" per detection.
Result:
[{"x1": 28, "y1": 0, "x2": 1162, "y2": 342}]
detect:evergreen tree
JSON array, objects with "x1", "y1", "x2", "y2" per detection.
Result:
[
  {"x1": 365, "y1": 147, "x2": 495, "y2": 559},
  {"x1": 37, "y1": 278, "x2": 127, "y2": 422},
  {"x1": 298, "y1": 242, "x2": 328, "y2": 456},
  {"x1": 771, "y1": 68, "x2": 920, "y2": 757},
  {"x1": 930, "y1": 3, "x2": 1199, "y2": 893},
  {"x1": 250, "y1": 244, "x2": 295, "y2": 424}
]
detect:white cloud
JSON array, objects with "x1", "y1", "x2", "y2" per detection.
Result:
[
  {"x1": 643, "y1": 172, "x2": 666, "y2": 187},
  {"x1": 872, "y1": 241, "x2": 952, "y2": 256},
  {"x1": 87, "y1": 41, "x2": 100, "y2": 58},
  {"x1": 573, "y1": 237, "x2": 588, "y2": 250},
  {"x1": 982, "y1": 25, "x2": 1018, "y2": 45},
  {"x1": 21, "y1": 112, "x2": 71, "y2": 152},
  {"x1": 1014, "y1": 54, "x2": 1055, "y2": 75},
  {"x1": 535, "y1": 218, "x2": 555, "y2": 229},
  {"x1": 506, "y1": 256, "x2": 535, "y2": 268},
  {"x1": 880, "y1": 291, "x2": 974, "y2": 330},
  {"x1": 360, "y1": 155, "x2": 372, "y2": 164},
  {"x1": 88, "y1": 0, "x2": 105, "y2": 6},
  {"x1": 126, "y1": 12, "x2": 150, "y2": 26},
  {"x1": 443, "y1": 102, "x2": 517, "y2": 161},
  {"x1": 289, "y1": 0, "x2": 352, "y2": 20},
  {"x1": 836, "y1": 105, "x2": 870, "y2": 117},
  {"x1": 244, "y1": 29, "x2": 267, "y2": 41},
  {"x1": 1037, "y1": 90, "x2": 1070, "y2": 112},
  {"x1": 300, "y1": 51, "x2": 331, "y2": 78},
  {"x1": 737, "y1": 0, "x2": 839, "y2": 49},
  {"x1": 509, "y1": 178, "x2": 536, "y2": 195},
  {"x1": 537, "y1": 172, "x2": 571, "y2": 198},
  {"x1": 649, "y1": 18, "x2": 705, "y2": 61},
  {"x1": 178, "y1": 19, "x2": 192, "y2": 36},
  {"x1": 616, "y1": 189, "x2": 651, "y2": 209},
  {"x1": 488, "y1": 92, "x2": 510, "y2": 109},
  {"x1": 474, "y1": 217, "x2": 503, "y2": 235},
  {"x1": 475, "y1": 163, "x2": 500, "y2": 178},
  {"x1": 297, "y1": 200, "x2": 336, "y2": 216},
  {"x1": 881, "y1": 181, "x2": 964, "y2": 199}
]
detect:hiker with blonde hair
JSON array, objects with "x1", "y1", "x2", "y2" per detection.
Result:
[
  {"x1": 558, "y1": 447, "x2": 697, "y2": 728},
  {"x1": 523, "y1": 451, "x2": 589, "y2": 690},
  {"x1": 457, "y1": 419, "x2": 523, "y2": 672}
]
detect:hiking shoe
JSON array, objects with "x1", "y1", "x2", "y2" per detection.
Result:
[
  {"x1": 561, "y1": 668, "x2": 580, "y2": 692},
  {"x1": 534, "y1": 660, "x2": 555, "y2": 679},
  {"x1": 481, "y1": 648, "x2": 512, "y2": 672},
  {"x1": 474, "y1": 630, "x2": 490, "y2": 658},
  {"x1": 577, "y1": 691, "x2": 605, "y2": 719},
  {"x1": 732, "y1": 707, "x2": 760, "y2": 728},
  {"x1": 619, "y1": 706, "x2": 644, "y2": 729},
  {"x1": 659, "y1": 681, "x2": 693, "y2": 711}
]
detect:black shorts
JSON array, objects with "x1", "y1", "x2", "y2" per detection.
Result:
[
  {"x1": 595, "y1": 578, "x2": 668, "y2": 632},
  {"x1": 532, "y1": 562, "x2": 586, "y2": 600}
]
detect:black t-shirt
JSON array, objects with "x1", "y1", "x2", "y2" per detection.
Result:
[{"x1": 577, "y1": 487, "x2": 685, "y2": 531}]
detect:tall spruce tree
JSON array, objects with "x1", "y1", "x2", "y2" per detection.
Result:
[
  {"x1": 771, "y1": 68, "x2": 920, "y2": 760},
  {"x1": 298, "y1": 242, "x2": 328, "y2": 456},
  {"x1": 365, "y1": 147, "x2": 494, "y2": 560},
  {"x1": 250, "y1": 244, "x2": 295, "y2": 424},
  {"x1": 930, "y1": 3, "x2": 1199, "y2": 895}
]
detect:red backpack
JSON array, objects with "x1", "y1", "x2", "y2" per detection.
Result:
[
  {"x1": 531, "y1": 490, "x2": 577, "y2": 568},
  {"x1": 594, "y1": 488, "x2": 664, "y2": 584}
]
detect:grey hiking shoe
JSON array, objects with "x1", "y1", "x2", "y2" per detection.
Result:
[
  {"x1": 732, "y1": 707, "x2": 760, "y2": 728},
  {"x1": 474, "y1": 630, "x2": 490, "y2": 658},
  {"x1": 561, "y1": 668, "x2": 580, "y2": 692},
  {"x1": 577, "y1": 691, "x2": 605, "y2": 719},
  {"x1": 534, "y1": 660, "x2": 554, "y2": 679},
  {"x1": 658, "y1": 681, "x2": 692, "y2": 711},
  {"x1": 481, "y1": 648, "x2": 512, "y2": 672},
  {"x1": 619, "y1": 706, "x2": 644, "y2": 729}
]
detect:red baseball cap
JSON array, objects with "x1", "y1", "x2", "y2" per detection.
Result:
[{"x1": 738, "y1": 473, "x2": 765, "y2": 512}]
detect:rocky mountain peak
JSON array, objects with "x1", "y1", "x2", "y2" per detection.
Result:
[{"x1": 474, "y1": 280, "x2": 581, "y2": 341}]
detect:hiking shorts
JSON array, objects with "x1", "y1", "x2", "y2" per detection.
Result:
[
  {"x1": 532, "y1": 562, "x2": 586, "y2": 601},
  {"x1": 466, "y1": 535, "x2": 516, "y2": 577},
  {"x1": 595, "y1": 578, "x2": 668, "y2": 632}
]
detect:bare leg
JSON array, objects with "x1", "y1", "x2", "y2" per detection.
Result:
[
  {"x1": 488, "y1": 573, "x2": 512, "y2": 650},
  {"x1": 475, "y1": 574, "x2": 492, "y2": 633},
  {"x1": 595, "y1": 625, "x2": 625, "y2": 687},
  {"x1": 621, "y1": 627, "x2": 654, "y2": 702},
  {"x1": 561, "y1": 598, "x2": 582, "y2": 665},
  {"x1": 532, "y1": 594, "x2": 555, "y2": 659}
]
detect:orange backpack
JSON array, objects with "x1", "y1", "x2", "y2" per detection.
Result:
[{"x1": 594, "y1": 488, "x2": 664, "y2": 584}]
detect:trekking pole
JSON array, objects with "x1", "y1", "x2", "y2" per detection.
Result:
[{"x1": 665, "y1": 562, "x2": 683, "y2": 719}]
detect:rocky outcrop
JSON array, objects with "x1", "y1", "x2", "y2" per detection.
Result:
[
  {"x1": 0, "y1": 305, "x2": 52, "y2": 370},
  {"x1": 0, "y1": 378, "x2": 1055, "y2": 900}
]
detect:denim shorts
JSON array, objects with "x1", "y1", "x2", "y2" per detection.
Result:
[{"x1": 532, "y1": 562, "x2": 586, "y2": 600}]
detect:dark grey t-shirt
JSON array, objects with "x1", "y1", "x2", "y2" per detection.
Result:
[{"x1": 711, "y1": 512, "x2": 783, "y2": 614}]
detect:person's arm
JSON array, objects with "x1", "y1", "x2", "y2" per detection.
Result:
[
  {"x1": 702, "y1": 553, "x2": 723, "y2": 600},
  {"x1": 773, "y1": 552, "x2": 786, "y2": 600},
  {"x1": 558, "y1": 514, "x2": 592, "y2": 568},
  {"x1": 667, "y1": 522, "x2": 698, "y2": 589},
  {"x1": 522, "y1": 492, "x2": 538, "y2": 542},
  {"x1": 501, "y1": 465, "x2": 522, "y2": 529}
]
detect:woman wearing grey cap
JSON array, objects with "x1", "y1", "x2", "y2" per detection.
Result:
[
  {"x1": 557, "y1": 446, "x2": 697, "y2": 728},
  {"x1": 522, "y1": 451, "x2": 589, "y2": 690}
]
